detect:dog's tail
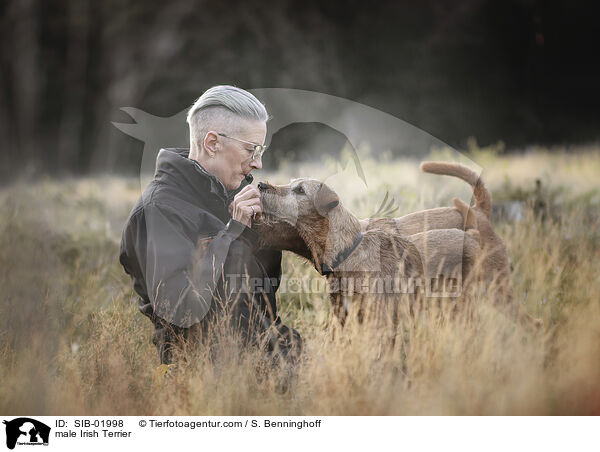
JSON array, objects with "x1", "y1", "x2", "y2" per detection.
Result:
[{"x1": 420, "y1": 161, "x2": 492, "y2": 219}]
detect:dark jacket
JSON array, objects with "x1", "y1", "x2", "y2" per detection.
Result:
[{"x1": 119, "y1": 148, "x2": 282, "y2": 330}]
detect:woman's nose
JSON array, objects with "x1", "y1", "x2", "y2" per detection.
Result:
[{"x1": 251, "y1": 154, "x2": 263, "y2": 170}]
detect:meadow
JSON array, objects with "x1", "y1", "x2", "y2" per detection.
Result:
[{"x1": 1, "y1": 145, "x2": 599, "y2": 415}]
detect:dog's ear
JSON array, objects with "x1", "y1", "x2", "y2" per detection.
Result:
[{"x1": 315, "y1": 183, "x2": 339, "y2": 216}]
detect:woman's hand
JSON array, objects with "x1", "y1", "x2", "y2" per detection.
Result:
[{"x1": 229, "y1": 185, "x2": 263, "y2": 227}]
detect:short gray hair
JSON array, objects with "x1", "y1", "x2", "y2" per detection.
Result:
[{"x1": 187, "y1": 85, "x2": 268, "y2": 150}]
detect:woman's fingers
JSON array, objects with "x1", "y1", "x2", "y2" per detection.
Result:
[
  {"x1": 233, "y1": 185, "x2": 261, "y2": 203},
  {"x1": 229, "y1": 185, "x2": 263, "y2": 221},
  {"x1": 230, "y1": 198, "x2": 263, "y2": 226}
]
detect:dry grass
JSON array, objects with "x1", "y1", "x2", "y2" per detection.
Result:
[{"x1": 1, "y1": 147, "x2": 599, "y2": 415}]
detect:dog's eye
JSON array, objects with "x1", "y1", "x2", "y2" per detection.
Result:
[{"x1": 293, "y1": 185, "x2": 305, "y2": 195}]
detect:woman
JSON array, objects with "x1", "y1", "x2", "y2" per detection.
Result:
[{"x1": 119, "y1": 85, "x2": 301, "y2": 366}]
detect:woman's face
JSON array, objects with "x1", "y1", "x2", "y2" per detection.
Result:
[{"x1": 212, "y1": 120, "x2": 266, "y2": 190}]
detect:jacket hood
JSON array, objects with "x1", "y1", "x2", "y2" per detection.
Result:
[{"x1": 154, "y1": 148, "x2": 253, "y2": 203}]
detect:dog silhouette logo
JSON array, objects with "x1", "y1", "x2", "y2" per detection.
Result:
[
  {"x1": 3, "y1": 418, "x2": 50, "y2": 449},
  {"x1": 111, "y1": 88, "x2": 464, "y2": 193}
]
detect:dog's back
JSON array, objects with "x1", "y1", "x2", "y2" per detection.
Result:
[{"x1": 361, "y1": 161, "x2": 491, "y2": 236}]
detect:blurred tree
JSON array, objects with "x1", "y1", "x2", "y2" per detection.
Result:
[{"x1": 0, "y1": 0, "x2": 598, "y2": 180}]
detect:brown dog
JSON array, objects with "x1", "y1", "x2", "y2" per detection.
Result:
[
  {"x1": 255, "y1": 162, "x2": 540, "y2": 327},
  {"x1": 372, "y1": 162, "x2": 542, "y2": 326},
  {"x1": 366, "y1": 162, "x2": 512, "y2": 302},
  {"x1": 254, "y1": 178, "x2": 484, "y2": 324}
]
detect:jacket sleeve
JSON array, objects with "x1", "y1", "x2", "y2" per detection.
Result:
[{"x1": 143, "y1": 201, "x2": 259, "y2": 328}]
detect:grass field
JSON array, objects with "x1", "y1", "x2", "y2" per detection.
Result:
[{"x1": 1, "y1": 146, "x2": 599, "y2": 415}]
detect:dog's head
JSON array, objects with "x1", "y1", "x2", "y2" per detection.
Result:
[
  {"x1": 253, "y1": 178, "x2": 340, "y2": 252},
  {"x1": 257, "y1": 178, "x2": 339, "y2": 226}
]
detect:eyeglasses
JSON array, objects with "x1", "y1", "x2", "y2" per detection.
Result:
[{"x1": 217, "y1": 132, "x2": 267, "y2": 161}]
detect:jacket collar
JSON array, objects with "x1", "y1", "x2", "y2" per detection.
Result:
[{"x1": 154, "y1": 148, "x2": 253, "y2": 203}]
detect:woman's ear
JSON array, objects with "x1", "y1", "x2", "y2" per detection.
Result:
[{"x1": 203, "y1": 131, "x2": 219, "y2": 158}]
